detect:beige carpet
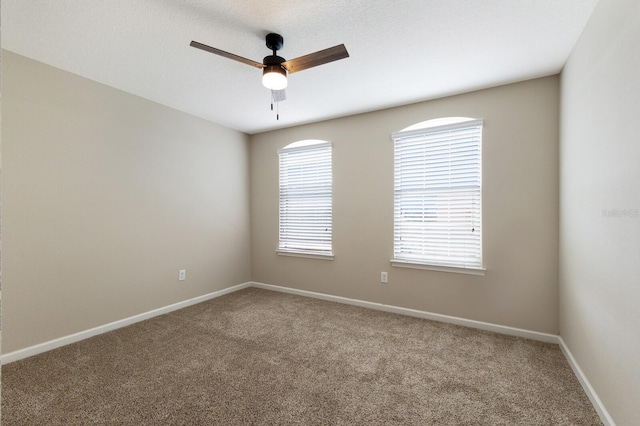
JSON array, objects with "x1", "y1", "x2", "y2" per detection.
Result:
[{"x1": 2, "y1": 287, "x2": 601, "y2": 425}]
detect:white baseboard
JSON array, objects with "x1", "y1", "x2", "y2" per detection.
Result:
[
  {"x1": 558, "y1": 337, "x2": 616, "y2": 426},
  {"x1": 1, "y1": 282, "x2": 252, "y2": 365},
  {"x1": 249, "y1": 281, "x2": 559, "y2": 344}
]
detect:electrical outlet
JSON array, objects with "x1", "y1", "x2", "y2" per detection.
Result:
[
  {"x1": 381, "y1": 271, "x2": 388, "y2": 283},
  {"x1": 179, "y1": 269, "x2": 186, "y2": 281}
]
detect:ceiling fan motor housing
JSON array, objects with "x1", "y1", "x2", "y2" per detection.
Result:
[
  {"x1": 263, "y1": 55, "x2": 286, "y2": 67},
  {"x1": 262, "y1": 54, "x2": 287, "y2": 90}
]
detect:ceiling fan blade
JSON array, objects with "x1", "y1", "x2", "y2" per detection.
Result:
[
  {"x1": 282, "y1": 44, "x2": 349, "y2": 74},
  {"x1": 190, "y1": 41, "x2": 264, "y2": 69}
]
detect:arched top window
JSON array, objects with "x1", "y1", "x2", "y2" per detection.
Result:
[
  {"x1": 399, "y1": 117, "x2": 477, "y2": 132},
  {"x1": 280, "y1": 139, "x2": 329, "y2": 151}
]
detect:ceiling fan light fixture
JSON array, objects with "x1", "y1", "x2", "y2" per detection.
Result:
[{"x1": 262, "y1": 65, "x2": 287, "y2": 90}]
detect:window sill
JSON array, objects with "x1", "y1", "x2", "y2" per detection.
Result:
[
  {"x1": 391, "y1": 260, "x2": 485, "y2": 276},
  {"x1": 277, "y1": 250, "x2": 334, "y2": 261}
]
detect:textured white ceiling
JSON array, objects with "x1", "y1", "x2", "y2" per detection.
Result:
[{"x1": 2, "y1": 0, "x2": 598, "y2": 134}]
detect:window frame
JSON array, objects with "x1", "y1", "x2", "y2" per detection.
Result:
[
  {"x1": 277, "y1": 140, "x2": 334, "y2": 260},
  {"x1": 391, "y1": 118, "x2": 485, "y2": 275}
]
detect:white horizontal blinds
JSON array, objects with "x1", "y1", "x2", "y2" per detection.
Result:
[
  {"x1": 278, "y1": 142, "x2": 332, "y2": 255},
  {"x1": 393, "y1": 120, "x2": 482, "y2": 268}
]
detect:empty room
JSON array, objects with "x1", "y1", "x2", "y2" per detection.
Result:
[{"x1": 1, "y1": 0, "x2": 638, "y2": 425}]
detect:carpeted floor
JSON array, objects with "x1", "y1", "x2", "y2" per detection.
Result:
[{"x1": 2, "y1": 287, "x2": 601, "y2": 425}]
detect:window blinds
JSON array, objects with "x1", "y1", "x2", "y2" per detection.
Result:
[
  {"x1": 393, "y1": 120, "x2": 482, "y2": 269},
  {"x1": 278, "y1": 142, "x2": 332, "y2": 255}
]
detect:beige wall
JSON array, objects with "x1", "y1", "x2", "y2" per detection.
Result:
[
  {"x1": 1, "y1": 51, "x2": 251, "y2": 354},
  {"x1": 251, "y1": 76, "x2": 560, "y2": 334},
  {"x1": 560, "y1": 0, "x2": 640, "y2": 424}
]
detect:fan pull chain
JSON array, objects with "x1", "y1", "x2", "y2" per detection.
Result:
[
  {"x1": 270, "y1": 91, "x2": 275, "y2": 114},
  {"x1": 270, "y1": 90, "x2": 281, "y2": 120}
]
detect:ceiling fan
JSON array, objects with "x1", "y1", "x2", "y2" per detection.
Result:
[{"x1": 190, "y1": 33, "x2": 349, "y2": 117}]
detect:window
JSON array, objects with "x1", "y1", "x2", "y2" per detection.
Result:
[
  {"x1": 278, "y1": 140, "x2": 333, "y2": 259},
  {"x1": 392, "y1": 118, "x2": 483, "y2": 274}
]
